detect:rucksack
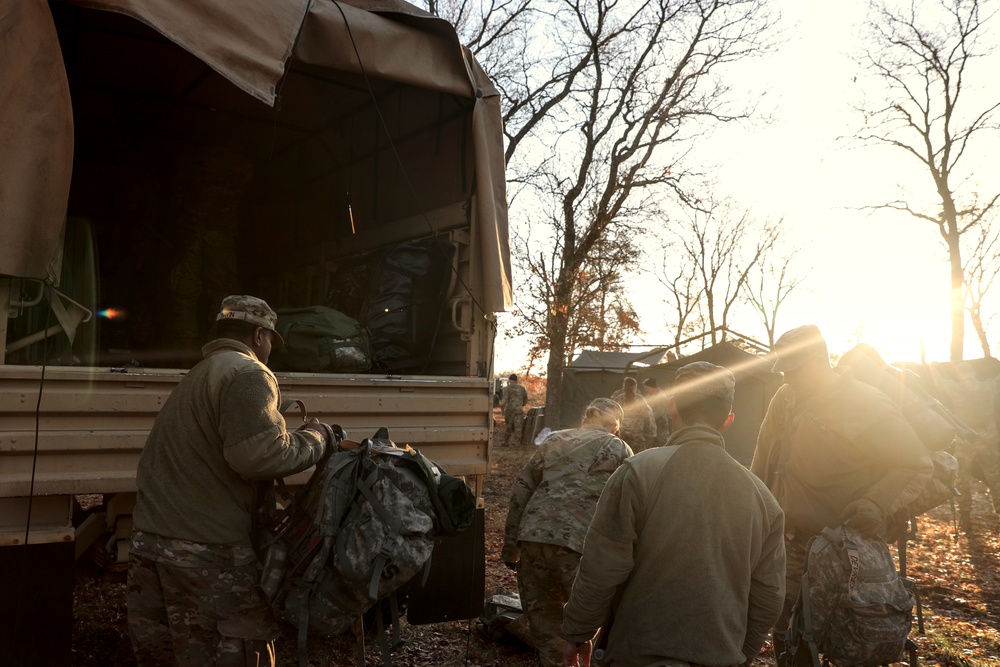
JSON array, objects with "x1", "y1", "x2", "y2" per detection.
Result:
[
  {"x1": 357, "y1": 239, "x2": 456, "y2": 373},
  {"x1": 782, "y1": 526, "x2": 916, "y2": 667},
  {"x1": 475, "y1": 592, "x2": 523, "y2": 641},
  {"x1": 258, "y1": 426, "x2": 476, "y2": 667},
  {"x1": 270, "y1": 305, "x2": 372, "y2": 373}
]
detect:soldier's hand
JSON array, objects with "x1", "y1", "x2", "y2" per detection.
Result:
[
  {"x1": 303, "y1": 418, "x2": 333, "y2": 451},
  {"x1": 563, "y1": 639, "x2": 592, "y2": 667},
  {"x1": 303, "y1": 417, "x2": 324, "y2": 438},
  {"x1": 839, "y1": 497, "x2": 884, "y2": 537}
]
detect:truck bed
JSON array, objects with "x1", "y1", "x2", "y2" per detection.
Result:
[{"x1": 0, "y1": 364, "x2": 491, "y2": 501}]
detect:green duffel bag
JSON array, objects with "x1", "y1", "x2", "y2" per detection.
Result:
[{"x1": 271, "y1": 306, "x2": 372, "y2": 373}]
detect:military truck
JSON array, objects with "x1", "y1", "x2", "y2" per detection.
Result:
[{"x1": 0, "y1": 0, "x2": 511, "y2": 662}]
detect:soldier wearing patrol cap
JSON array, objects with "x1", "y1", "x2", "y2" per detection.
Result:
[
  {"x1": 750, "y1": 324, "x2": 932, "y2": 658},
  {"x1": 497, "y1": 397, "x2": 633, "y2": 666},
  {"x1": 127, "y1": 295, "x2": 331, "y2": 666},
  {"x1": 562, "y1": 361, "x2": 786, "y2": 667}
]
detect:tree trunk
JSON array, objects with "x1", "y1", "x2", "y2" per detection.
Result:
[
  {"x1": 543, "y1": 287, "x2": 572, "y2": 429},
  {"x1": 969, "y1": 306, "x2": 992, "y2": 358},
  {"x1": 948, "y1": 236, "x2": 965, "y2": 362}
]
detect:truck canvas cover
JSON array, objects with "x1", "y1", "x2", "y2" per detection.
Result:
[{"x1": 0, "y1": 0, "x2": 513, "y2": 313}]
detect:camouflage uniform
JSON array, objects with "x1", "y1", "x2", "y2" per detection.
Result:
[
  {"x1": 506, "y1": 543, "x2": 581, "y2": 666},
  {"x1": 936, "y1": 377, "x2": 1000, "y2": 518},
  {"x1": 611, "y1": 389, "x2": 655, "y2": 452},
  {"x1": 128, "y1": 533, "x2": 278, "y2": 667},
  {"x1": 128, "y1": 296, "x2": 325, "y2": 665},
  {"x1": 954, "y1": 437, "x2": 1000, "y2": 516},
  {"x1": 502, "y1": 380, "x2": 530, "y2": 447},
  {"x1": 501, "y1": 426, "x2": 632, "y2": 666},
  {"x1": 642, "y1": 388, "x2": 672, "y2": 446}
]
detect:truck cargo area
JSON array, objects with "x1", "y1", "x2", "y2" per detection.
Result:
[{"x1": 3, "y1": 5, "x2": 493, "y2": 378}]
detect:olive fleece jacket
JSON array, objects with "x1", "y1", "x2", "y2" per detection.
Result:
[
  {"x1": 751, "y1": 375, "x2": 933, "y2": 537},
  {"x1": 562, "y1": 426, "x2": 786, "y2": 667},
  {"x1": 132, "y1": 338, "x2": 326, "y2": 548}
]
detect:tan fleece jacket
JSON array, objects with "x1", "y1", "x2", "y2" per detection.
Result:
[
  {"x1": 751, "y1": 375, "x2": 933, "y2": 537},
  {"x1": 132, "y1": 338, "x2": 325, "y2": 547}
]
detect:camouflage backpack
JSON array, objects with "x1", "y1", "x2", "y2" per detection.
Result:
[
  {"x1": 782, "y1": 525, "x2": 915, "y2": 667},
  {"x1": 258, "y1": 426, "x2": 475, "y2": 667}
]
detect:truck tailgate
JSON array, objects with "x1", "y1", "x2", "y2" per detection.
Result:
[{"x1": 0, "y1": 365, "x2": 491, "y2": 499}]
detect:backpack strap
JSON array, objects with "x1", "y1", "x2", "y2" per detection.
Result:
[
  {"x1": 373, "y1": 594, "x2": 403, "y2": 667},
  {"x1": 277, "y1": 398, "x2": 309, "y2": 501},
  {"x1": 297, "y1": 595, "x2": 311, "y2": 667},
  {"x1": 353, "y1": 617, "x2": 366, "y2": 667},
  {"x1": 796, "y1": 568, "x2": 822, "y2": 667},
  {"x1": 643, "y1": 444, "x2": 686, "y2": 513}
]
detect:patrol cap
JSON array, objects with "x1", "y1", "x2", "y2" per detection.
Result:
[
  {"x1": 587, "y1": 397, "x2": 625, "y2": 424},
  {"x1": 771, "y1": 324, "x2": 828, "y2": 372},
  {"x1": 671, "y1": 361, "x2": 735, "y2": 407},
  {"x1": 216, "y1": 295, "x2": 284, "y2": 349}
]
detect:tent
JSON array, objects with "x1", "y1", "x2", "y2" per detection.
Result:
[
  {"x1": 559, "y1": 348, "x2": 670, "y2": 427},
  {"x1": 562, "y1": 342, "x2": 781, "y2": 465}
]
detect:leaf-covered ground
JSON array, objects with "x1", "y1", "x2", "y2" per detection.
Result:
[{"x1": 72, "y1": 408, "x2": 1000, "y2": 666}]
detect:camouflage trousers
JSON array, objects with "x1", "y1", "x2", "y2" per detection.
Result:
[
  {"x1": 506, "y1": 541, "x2": 582, "y2": 667},
  {"x1": 127, "y1": 553, "x2": 278, "y2": 667},
  {"x1": 505, "y1": 408, "x2": 526, "y2": 447},
  {"x1": 955, "y1": 438, "x2": 1000, "y2": 514}
]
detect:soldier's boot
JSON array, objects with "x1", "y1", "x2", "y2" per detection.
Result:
[{"x1": 959, "y1": 510, "x2": 974, "y2": 533}]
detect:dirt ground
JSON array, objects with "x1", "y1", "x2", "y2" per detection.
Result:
[{"x1": 72, "y1": 402, "x2": 1000, "y2": 666}]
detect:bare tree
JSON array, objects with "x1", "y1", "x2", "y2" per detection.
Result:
[
  {"x1": 495, "y1": 0, "x2": 776, "y2": 426},
  {"x1": 963, "y1": 221, "x2": 1000, "y2": 356},
  {"x1": 428, "y1": 0, "x2": 598, "y2": 165},
  {"x1": 656, "y1": 199, "x2": 782, "y2": 353},
  {"x1": 856, "y1": 0, "x2": 1000, "y2": 361},
  {"x1": 744, "y1": 248, "x2": 807, "y2": 347},
  {"x1": 656, "y1": 251, "x2": 706, "y2": 356}
]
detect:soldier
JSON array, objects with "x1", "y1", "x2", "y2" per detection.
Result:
[
  {"x1": 935, "y1": 374, "x2": 1000, "y2": 531},
  {"x1": 127, "y1": 295, "x2": 333, "y2": 667},
  {"x1": 561, "y1": 362, "x2": 785, "y2": 667},
  {"x1": 502, "y1": 373, "x2": 530, "y2": 447},
  {"x1": 611, "y1": 377, "x2": 656, "y2": 452},
  {"x1": 642, "y1": 377, "x2": 672, "y2": 446},
  {"x1": 751, "y1": 325, "x2": 932, "y2": 657},
  {"x1": 499, "y1": 398, "x2": 633, "y2": 666}
]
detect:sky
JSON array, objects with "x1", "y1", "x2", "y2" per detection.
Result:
[{"x1": 495, "y1": 0, "x2": 1000, "y2": 374}]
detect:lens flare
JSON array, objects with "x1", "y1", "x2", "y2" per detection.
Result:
[{"x1": 99, "y1": 308, "x2": 126, "y2": 320}]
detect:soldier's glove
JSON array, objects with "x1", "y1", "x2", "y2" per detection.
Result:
[
  {"x1": 503, "y1": 560, "x2": 518, "y2": 572},
  {"x1": 839, "y1": 497, "x2": 884, "y2": 538},
  {"x1": 303, "y1": 420, "x2": 343, "y2": 456}
]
